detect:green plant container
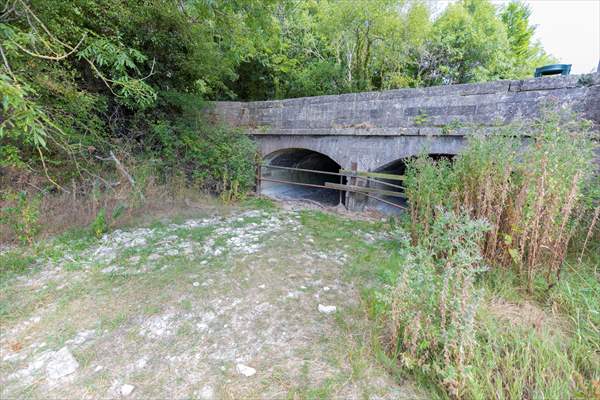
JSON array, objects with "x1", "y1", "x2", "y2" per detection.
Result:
[{"x1": 534, "y1": 64, "x2": 572, "y2": 77}]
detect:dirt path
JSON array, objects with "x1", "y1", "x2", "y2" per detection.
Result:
[{"x1": 0, "y1": 205, "x2": 422, "y2": 399}]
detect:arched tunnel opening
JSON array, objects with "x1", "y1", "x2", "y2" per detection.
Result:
[
  {"x1": 368, "y1": 153, "x2": 455, "y2": 214},
  {"x1": 261, "y1": 149, "x2": 346, "y2": 206}
]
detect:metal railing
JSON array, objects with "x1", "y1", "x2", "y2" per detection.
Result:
[{"x1": 256, "y1": 163, "x2": 406, "y2": 210}]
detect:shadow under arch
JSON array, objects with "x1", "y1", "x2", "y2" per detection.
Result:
[
  {"x1": 368, "y1": 153, "x2": 455, "y2": 214},
  {"x1": 261, "y1": 148, "x2": 345, "y2": 206}
]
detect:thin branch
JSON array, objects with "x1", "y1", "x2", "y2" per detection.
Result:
[
  {"x1": 139, "y1": 57, "x2": 156, "y2": 81},
  {"x1": 109, "y1": 151, "x2": 142, "y2": 201},
  {"x1": 84, "y1": 57, "x2": 119, "y2": 96},
  {"x1": 11, "y1": 34, "x2": 86, "y2": 61},
  {"x1": 16, "y1": 0, "x2": 70, "y2": 49},
  {"x1": 37, "y1": 146, "x2": 68, "y2": 193},
  {"x1": 0, "y1": 44, "x2": 16, "y2": 80}
]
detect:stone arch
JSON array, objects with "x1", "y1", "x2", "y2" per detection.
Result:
[
  {"x1": 261, "y1": 148, "x2": 345, "y2": 206},
  {"x1": 367, "y1": 153, "x2": 456, "y2": 213}
]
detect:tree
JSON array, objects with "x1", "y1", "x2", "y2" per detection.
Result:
[
  {"x1": 500, "y1": 1, "x2": 556, "y2": 78},
  {"x1": 420, "y1": 0, "x2": 512, "y2": 85}
]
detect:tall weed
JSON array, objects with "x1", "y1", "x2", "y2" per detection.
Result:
[
  {"x1": 403, "y1": 156, "x2": 454, "y2": 240},
  {"x1": 404, "y1": 108, "x2": 598, "y2": 290},
  {"x1": 378, "y1": 210, "x2": 489, "y2": 398},
  {"x1": 375, "y1": 211, "x2": 599, "y2": 399}
]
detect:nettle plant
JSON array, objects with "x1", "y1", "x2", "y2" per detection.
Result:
[{"x1": 378, "y1": 210, "x2": 489, "y2": 398}]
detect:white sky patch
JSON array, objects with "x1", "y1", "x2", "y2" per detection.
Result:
[{"x1": 429, "y1": 0, "x2": 600, "y2": 74}]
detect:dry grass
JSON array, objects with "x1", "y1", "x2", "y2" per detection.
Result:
[
  {"x1": 0, "y1": 166, "x2": 221, "y2": 244},
  {"x1": 405, "y1": 111, "x2": 598, "y2": 291},
  {"x1": 485, "y1": 297, "x2": 566, "y2": 336}
]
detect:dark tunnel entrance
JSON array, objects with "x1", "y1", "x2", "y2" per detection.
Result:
[
  {"x1": 368, "y1": 154, "x2": 455, "y2": 214},
  {"x1": 261, "y1": 149, "x2": 345, "y2": 206}
]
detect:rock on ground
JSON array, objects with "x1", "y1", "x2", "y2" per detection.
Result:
[
  {"x1": 236, "y1": 363, "x2": 256, "y2": 377},
  {"x1": 46, "y1": 347, "x2": 79, "y2": 380},
  {"x1": 121, "y1": 384, "x2": 135, "y2": 396},
  {"x1": 318, "y1": 304, "x2": 337, "y2": 314}
]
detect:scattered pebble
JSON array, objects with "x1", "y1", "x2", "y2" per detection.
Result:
[
  {"x1": 94, "y1": 365, "x2": 104, "y2": 372},
  {"x1": 135, "y1": 357, "x2": 148, "y2": 369},
  {"x1": 318, "y1": 304, "x2": 337, "y2": 314},
  {"x1": 46, "y1": 347, "x2": 79, "y2": 380},
  {"x1": 236, "y1": 363, "x2": 256, "y2": 377},
  {"x1": 101, "y1": 265, "x2": 119, "y2": 274},
  {"x1": 67, "y1": 329, "x2": 95, "y2": 345},
  {"x1": 121, "y1": 384, "x2": 135, "y2": 396},
  {"x1": 199, "y1": 385, "x2": 214, "y2": 400},
  {"x1": 196, "y1": 322, "x2": 208, "y2": 331}
]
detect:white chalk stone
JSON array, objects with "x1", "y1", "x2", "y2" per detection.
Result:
[
  {"x1": 121, "y1": 384, "x2": 135, "y2": 396},
  {"x1": 46, "y1": 347, "x2": 79, "y2": 380},
  {"x1": 318, "y1": 304, "x2": 336, "y2": 314},
  {"x1": 236, "y1": 363, "x2": 256, "y2": 377}
]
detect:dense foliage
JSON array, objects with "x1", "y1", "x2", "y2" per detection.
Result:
[
  {"x1": 1, "y1": 0, "x2": 554, "y2": 185},
  {"x1": 372, "y1": 109, "x2": 599, "y2": 398},
  {"x1": 404, "y1": 108, "x2": 598, "y2": 291}
]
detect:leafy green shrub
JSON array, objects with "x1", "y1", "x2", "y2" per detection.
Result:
[
  {"x1": 149, "y1": 115, "x2": 256, "y2": 199},
  {"x1": 0, "y1": 191, "x2": 41, "y2": 244},
  {"x1": 90, "y1": 208, "x2": 108, "y2": 239},
  {"x1": 377, "y1": 210, "x2": 489, "y2": 398},
  {"x1": 89, "y1": 204, "x2": 127, "y2": 238}
]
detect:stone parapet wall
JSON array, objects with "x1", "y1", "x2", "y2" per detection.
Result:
[{"x1": 209, "y1": 73, "x2": 600, "y2": 136}]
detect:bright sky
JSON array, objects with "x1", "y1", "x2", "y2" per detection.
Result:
[{"x1": 431, "y1": 0, "x2": 600, "y2": 74}]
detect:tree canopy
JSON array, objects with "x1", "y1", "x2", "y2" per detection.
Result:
[{"x1": 1, "y1": 0, "x2": 555, "y2": 182}]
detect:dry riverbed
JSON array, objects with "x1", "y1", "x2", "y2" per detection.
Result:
[{"x1": 0, "y1": 200, "x2": 422, "y2": 399}]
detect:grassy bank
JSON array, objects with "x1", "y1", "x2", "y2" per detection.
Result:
[{"x1": 1, "y1": 199, "x2": 598, "y2": 399}]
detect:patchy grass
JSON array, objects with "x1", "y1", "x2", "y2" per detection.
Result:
[
  {"x1": 4, "y1": 200, "x2": 592, "y2": 399},
  {"x1": 0, "y1": 251, "x2": 36, "y2": 282},
  {"x1": 363, "y1": 224, "x2": 600, "y2": 399},
  {"x1": 0, "y1": 204, "x2": 420, "y2": 400}
]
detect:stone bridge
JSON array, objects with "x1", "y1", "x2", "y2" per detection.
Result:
[{"x1": 209, "y1": 73, "x2": 600, "y2": 210}]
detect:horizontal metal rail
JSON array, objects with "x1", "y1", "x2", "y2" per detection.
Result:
[
  {"x1": 261, "y1": 177, "x2": 406, "y2": 208},
  {"x1": 258, "y1": 163, "x2": 407, "y2": 210},
  {"x1": 340, "y1": 169, "x2": 405, "y2": 181},
  {"x1": 324, "y1": 182, "x2": 406, "y2": 198},
  {"x1": 260, "y1": 177, "x2": 339, "y2": 190},
  {"x1": 261, "y1": 164, "x2": 405, "y2": 190},
  {"x1": 260, "y1": 164, "x2": 345, "y2": 177},
  {"x1": 361, "y1": 192, "x2": 406, "y2": 210},
  {"x1": 362, "y1": 176, "x2": 405, "y2": 190}
]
